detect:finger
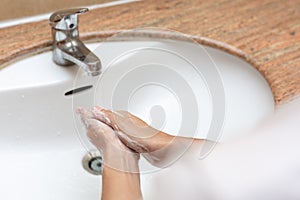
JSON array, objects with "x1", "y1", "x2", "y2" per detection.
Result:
[
  {"x1": 76, "y1": 106, "x2": 83, "y2": 114},
  {"x1": 85, "y1": 119, "x2": 114, "y2": 145},
  {"x1": 94, "y1": 105, "x2": 104, "y2": 110},
  {"x1": 76, "y1": 107, "x2": 94, "y2": 127},
  {"x1": 116, "y1": 131, "x2": 149, "y2": 153},
  {"x1": 92, "y1": 107, "x2": 119, "y2": 129},
  {"x1": 85, "y1": 119, "x2": 104, "y2": 139},
  {"x1": 92, "y1": 107, "x2": 111, "y2": 124}
]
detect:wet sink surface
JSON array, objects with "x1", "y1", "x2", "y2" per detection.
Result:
[{"x1": 0, "y1": 39, "x2": 274, "y2": 199}]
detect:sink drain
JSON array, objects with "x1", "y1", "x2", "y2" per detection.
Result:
[{"x1": 82, "y1": 150, "x2": 102, "y2": 175}]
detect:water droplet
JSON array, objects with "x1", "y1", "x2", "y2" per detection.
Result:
[
  {"x1": 20, "y1": 94, "x2": 25, "y2": 99},
  {"x1": 56, "y1": 131, "x2": 62, "y2": 136}
]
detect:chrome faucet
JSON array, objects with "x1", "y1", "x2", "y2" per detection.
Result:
[{"x1": 49, "y1": 8, "x2": 101, "y2": 76}]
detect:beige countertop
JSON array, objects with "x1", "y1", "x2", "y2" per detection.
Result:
[{"x1": 0, "y1": 0, "x2": 299, "y2": 104}]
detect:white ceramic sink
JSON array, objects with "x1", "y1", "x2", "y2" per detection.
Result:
[{"x1": 0, "y1": 39, "x2": 274, "y2": 199}]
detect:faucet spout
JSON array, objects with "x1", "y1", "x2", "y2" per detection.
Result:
[
  {"x1": 55, "y1": 38, "x2": 101, "y2": 76},
  {"x1": 49, "y1": 8, "x2": 101, "y2": 76}
]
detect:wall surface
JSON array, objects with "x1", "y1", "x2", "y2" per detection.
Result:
[{"x1": 0, "y1": 0, "x2": 114, "y2": 21}]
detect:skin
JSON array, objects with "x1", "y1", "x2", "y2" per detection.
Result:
[
  {"x1": 77, "y1": 98, "x2": 300, "y2": 199},
  {"x1": 78, "y1": 106, "x2": 204, "y2": 199},
  {"x1": 77, "y1": 107, "x2": 143, "y2": 200},
  {"x1": 91, "y1": 106, "x2": 204, "y2": 168}
]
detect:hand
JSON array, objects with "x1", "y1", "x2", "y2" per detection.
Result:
[
  {"x1": 91, "y1": 106, "x2": 179, "y2": 167},
  {"x1": 77, "y1": 107, "x2": 139, "y2": 172},
  {"x1": 92, "y1": 106, "x2": 174, "y2": 153}
]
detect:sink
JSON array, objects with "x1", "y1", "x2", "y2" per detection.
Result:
[{"x1": 0, "y1": 37, "x2": 274, "y2": 199}]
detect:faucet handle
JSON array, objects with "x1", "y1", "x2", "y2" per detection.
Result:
[{"x1": 49, "y1": 8, "x2": 88, "y2": 30}]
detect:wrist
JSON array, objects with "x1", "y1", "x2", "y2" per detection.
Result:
[
  {"x1": 149, "y1": 131, "x2": 174, "y2": 152},
  {"x1": 102, "y1": 147, "x2": 140, "y2": 173},
  {"x1": 103, "y1": 147, "x2": 139, "y2": 161}
]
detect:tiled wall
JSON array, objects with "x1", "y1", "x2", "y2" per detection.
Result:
[{"x1": 1, "y1": 0, "x2": 113, "y2": 21}]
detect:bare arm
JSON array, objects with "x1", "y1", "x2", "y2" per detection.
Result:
[
  {"x1": 92, "y1": 107, "x2": 204, "y2": 168},
  {"x1": 77, "y1": 108, "x2": 143, "y2": 200},
  {"x1": 101, "y1": 151, "x2": 142, "y2": 200}
]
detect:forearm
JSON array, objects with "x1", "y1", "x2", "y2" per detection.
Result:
[
  {"x1": 101, "y1": 151, "x2": 142, "y2": 200},
  {"x1": 150, "y1": 133, "x2": 203, "y2": 152},
  {"x1": 144, "y1": 132, "x2": 204, "y2": 167}
]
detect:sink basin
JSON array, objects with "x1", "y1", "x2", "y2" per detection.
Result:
[{"x1": 0, "y1": 38, "x2": 274, "y2": 199}]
